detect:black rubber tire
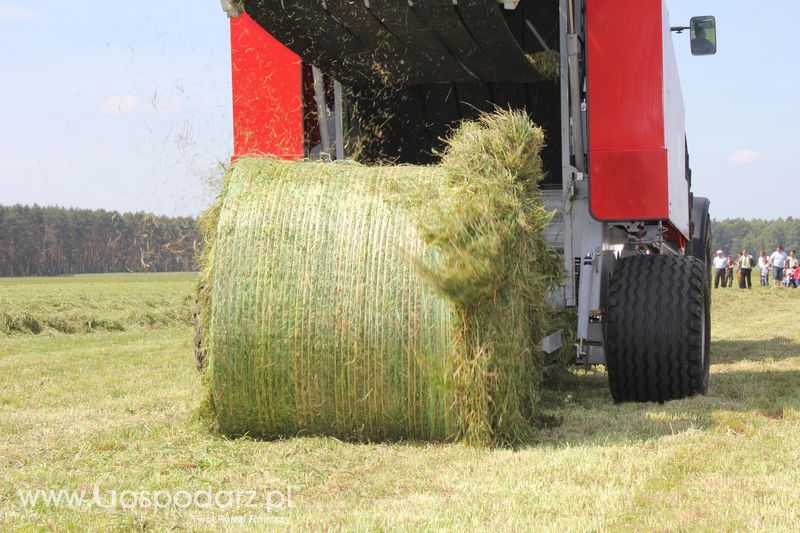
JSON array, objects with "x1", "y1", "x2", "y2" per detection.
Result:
[
  {"x1": 690, "y1": 196, "x2": 711, "y2": 270},
  {"x1": 605, "y1": 254, "x2": 710, "y2": 403}
]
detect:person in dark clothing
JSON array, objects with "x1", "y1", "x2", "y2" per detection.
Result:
[
  {"x1": 691, "y1": 27, "x2": 715, "y2": 55},
  {"x1": 725, "y1": 255, "x2": 735, "y2": 287},
  {"x1": 738, "y1": 249, "x2": 754, "y2": 289}
]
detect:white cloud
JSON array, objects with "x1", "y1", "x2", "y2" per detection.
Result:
[
  {"x1": 727, "y1": 149, "x2": 762, "y2": 167},
  {"x1": 102, "y1": 94, "x2": 140, "y2": 116},
  {"x1": 0, "y1": 5, "x2": 37, "y2": 21},
  {"x1": 101, "y1": 93, "x2": 185, "y2": 117}
]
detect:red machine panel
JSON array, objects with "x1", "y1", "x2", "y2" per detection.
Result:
[
  {"x1": 230, "y1": 14, "x2": 304, "y2": 160},
  {"x1": 587, "y1": 0, "x2": 689, "y2": 236}
]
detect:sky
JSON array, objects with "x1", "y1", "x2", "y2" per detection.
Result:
[
  {"x1": 0, "y1": 1, "x2": 231, "y2": 217},
  {"x1": 0, "y1": 1, "x2": 796, "y2": 219}
]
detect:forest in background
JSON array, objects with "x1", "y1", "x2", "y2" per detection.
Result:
[
  {"x1": 0, "y1": 204, "x2": 199, "y2": 277},
  {"x1": 0, "y1": 205, "x2": 797, "y2": 277},
  {"x1": 712, "y1": 218, "x2": 800, "y2": 255}
]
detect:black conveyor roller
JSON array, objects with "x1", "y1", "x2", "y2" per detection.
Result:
[{"x1": 243, "y1": 0, "x2": 547, "y2": 85}]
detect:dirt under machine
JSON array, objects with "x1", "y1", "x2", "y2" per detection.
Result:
[{"x1": 218, "y1": 0, "x2": 717, "y2": 403}]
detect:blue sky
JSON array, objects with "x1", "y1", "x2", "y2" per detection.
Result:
[
  {"x1": 0, "y1": 1, "x2": 795, "y2": 219},
  {"x1": 0, "y1": 1, "x2": 231, "y2": 216},
  {"x1": 668, "y1": 0, "x2": 799, "y2": 220}
]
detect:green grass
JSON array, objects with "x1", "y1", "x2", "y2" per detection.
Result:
[
  {"x1": 1, "y1": 275, "x2": 799, "y2": 530},
  {"x1": 0, "y1": 273, "x2": 196, "y2": 334}
]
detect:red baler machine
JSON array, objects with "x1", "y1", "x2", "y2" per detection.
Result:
[{"x1": 221, "y1": 0, "x2": 716, "y2": 403}]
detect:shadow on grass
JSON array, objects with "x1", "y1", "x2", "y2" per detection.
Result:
[
  {"x1": 211, "y1": 363, "x2": 800, "y2": 450},
  {"x1": 712, "y1": 337, "x2": 800, "y2": 364},
  {"x1": 531, "y1": 347, "x2": 800, "y2": 447},
  {"x1": 208, "y1": 339, "x2": 800, "y2": 450}
]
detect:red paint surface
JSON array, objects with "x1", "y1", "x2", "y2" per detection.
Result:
[
  {"x1": 586, "y1": 0, "x2": 669, "y2": 220},
  {"x1": 231, "y1": 14, "x2": 303, "y2": 160},
  {"x1": 590, "y1": 149, "x2": 668, "y2": 218}
]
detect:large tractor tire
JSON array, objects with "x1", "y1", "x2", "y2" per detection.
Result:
[
  {"x1": 605, "y1": 254, "x2": 710, "y2": 403},
  {"x1": 690, "y1": 196, "x2": 712, "y2": 276}
]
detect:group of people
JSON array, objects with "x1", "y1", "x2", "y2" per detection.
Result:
[{"x1": 713, "y1": 246, "x2": 800, "y2": 289}]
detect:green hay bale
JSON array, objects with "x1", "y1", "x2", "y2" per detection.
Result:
[{"x1": 198, "y1": 110, "x2": 561, "y2": 445}]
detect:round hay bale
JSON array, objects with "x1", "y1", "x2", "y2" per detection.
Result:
[
  {"x1": 198, "y1": 110, "x2": 561, "y2": 445},
  {"x1": 208, "y1": 161, "x2": 456, "y2": 440}
]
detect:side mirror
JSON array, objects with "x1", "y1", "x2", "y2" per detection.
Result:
[{"x1": 690, "y1": 16, "x2": 717, "y2": 56}]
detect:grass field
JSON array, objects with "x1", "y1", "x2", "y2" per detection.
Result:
[
  {"x1": 0, "y1": 273, "x2": 195, "y2": 334},
  {"x1": 1, "y1": 273, "x2": 799, "y2": 530}
]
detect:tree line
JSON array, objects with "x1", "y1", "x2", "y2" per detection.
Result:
[
  {"x1": 0, "y1": 204, "x2": 200, "y2": 277},
  {"x1": 712, "y1": 218, "x2": 800, "y2": 256},
  {"x1": 1, "y1": 207, "x2": 796, "y2": 277}
]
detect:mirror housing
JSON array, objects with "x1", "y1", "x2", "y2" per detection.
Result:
[{"x1": 690, "y1": 16, "x2": 717, "y2": 56}]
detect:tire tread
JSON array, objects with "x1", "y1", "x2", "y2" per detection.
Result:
[{"x1": 605, "y1": 254, "x2": 709, "y2": 402}]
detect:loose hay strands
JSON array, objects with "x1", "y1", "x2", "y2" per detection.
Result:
[
  {"x1": 198, "y1": 110, "x2": 561, "y2": 445},
  {"x1": 419, "y1": 110, "x2": 562, "y2": 444},
  {"x1": 528, "y1": 50, "x2": 560, "y2": 81}
]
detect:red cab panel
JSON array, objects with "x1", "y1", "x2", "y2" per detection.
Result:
[
  {"x1": 230, "y1": 14, "x2": 304, "y2": 160},
  {"x1": 587, "y1": 0, "x2": 689, "y2": 236},
  {"x1": 590, "y1": 149, "x2": 669, "y2": 219}
]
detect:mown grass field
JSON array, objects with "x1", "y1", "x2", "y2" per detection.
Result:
[
  {"x1": 0, "y1": 274, "x2": 195, "y2": 335},
  {"x1": 1, "y1": 273, "x2": 799, "y2": 530}
]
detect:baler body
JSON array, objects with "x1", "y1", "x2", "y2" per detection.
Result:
[
  {"x1": 587, "y1": 0, "x2": 689, "y2": 237},
  {"x1": 220, "y1": 0, "x2": 712, "y2": 382}
]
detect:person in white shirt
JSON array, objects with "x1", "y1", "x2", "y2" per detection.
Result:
[
  {"x1": 769, "y1": 246, "x2": 788, "y2": 287},
  {"x1": 757, "y1": 250, "x2": 770, "y2": 286},
  {"x1": 713, "y1": 249, "x2": 729, "y2": 288}
]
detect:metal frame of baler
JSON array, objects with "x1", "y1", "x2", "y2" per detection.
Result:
[{"x1": 221, "y1": 0, "x2": 700, "y2": 368}]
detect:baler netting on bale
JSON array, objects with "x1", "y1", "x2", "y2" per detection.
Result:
[{"x1": 197, "y1": 110, "x2": 562, "y2": 446}]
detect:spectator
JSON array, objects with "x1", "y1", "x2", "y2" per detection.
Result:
[
  {"x1": 734, "y1": 252, "x2": 742, "y2": 287},
  {"x1": 784, "y1": 267, "x2": 793, "y2": 287},
  {"x1": 758, "y1": 250, "x2": 770, "y2": 286},
  {"x1": 759, "y1": 258, "x2": 771, "y2": 286},
  {"x1": 738, "y1": 249, "x2": 754, "y2": 289},
  {"x1": 725, "y1": 254, "x2": 735, "y2": 288},
  {"x1": 789, "y1": 250, "x2": 799, "y2": 270},
  {"x1": 770, "y1": 246, "x2": 788, "y2": 287},
  {"x1": 712, "y1": 249, "x2": 728, "y2": 288},
  {"x1": 794, "y1": 263, "x2": 800, "y2": 288}
]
